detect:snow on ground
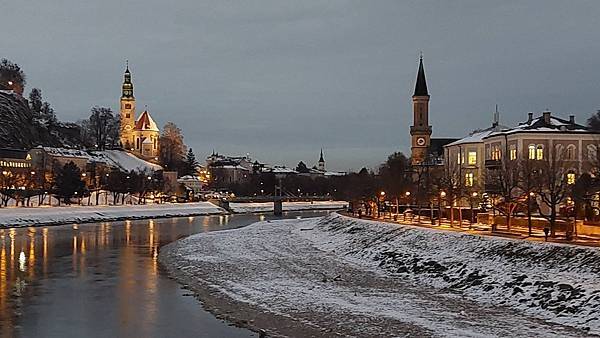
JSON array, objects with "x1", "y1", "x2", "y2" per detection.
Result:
[
  {"x1": 0, "y1": 202, "x2": 225, "y2": 227},
  {"x1": 160, "y1": 213, "x2": 595, "y2": 337},
  {"x1": 228, "y1": 201, "x2": 348, "y2": 213}
]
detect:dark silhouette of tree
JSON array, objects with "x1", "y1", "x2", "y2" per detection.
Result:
[
  {"x1": 29, "y1": 88, "x2": 43, "y2": 114},
  {"x1": 296, "y1": 161, "x2": 309, "y2": 173},
  {"x1": 54, "y1": 162, "x2": 85, "y2": 204},
  {"x1": 0, "y1": 58, "x2": 26, "y2": 95},
  {"x1": 83, "y1": 106, "x2": 119, "y2": 150},
  {"x1": 587, "y1": 110, "x2": 600, "y2": 131},
  {"x1": 181, "y1": 148, "x2": 199, "y2": 176}
]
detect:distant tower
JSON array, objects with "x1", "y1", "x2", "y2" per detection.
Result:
[
  {"x1": 409, "y1": 56, "x2": 432, "y2": 165},
  {"x1": 120, "y1": 61, "x2": 136, "y2": 150},
  {"x1": 318, "y1": 149, "x2": 325, "y2": 171}
]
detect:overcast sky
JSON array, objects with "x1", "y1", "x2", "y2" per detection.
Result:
[{"x1": 3, "y1": 1, "x2": 600, "y2": 171}]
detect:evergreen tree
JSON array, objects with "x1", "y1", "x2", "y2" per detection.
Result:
[
  {"x1": 0, "y1": 58, "x2": 26, "y2": 94},
  {"x1": 588, "y1": 110, "x2": 600, "y2": 131},
  {"x1": 181, "y1": 148, "x2": 199, "y2": 176},
  {"x1": 54, "y1": 161, "x2": 86, "y2": 203},
  {"x1": 28, "y1": 88, "x2": 43, "y2": 115},
  {"x1": 296, "y1": 161, "x2": 309, "y2": 173}
]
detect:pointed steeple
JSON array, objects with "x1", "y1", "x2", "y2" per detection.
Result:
[
  {"x1": 122, "y1": 60, "x2": 134, "y2": 99},
  {"x1": 413, "y1": 55, "x2": 429, "y2": 97},
  {"x1": 317, "y1": 148, "x2": 325, "y2": 171}
]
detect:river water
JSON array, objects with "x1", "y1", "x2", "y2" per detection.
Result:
[{"x1": 0, "y1": 211, "x2": 331, "y2": 338}]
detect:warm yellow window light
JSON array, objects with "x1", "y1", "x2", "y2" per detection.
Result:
[{"x1": 467, "y1": 151, "x2": 477, "y2": 165}]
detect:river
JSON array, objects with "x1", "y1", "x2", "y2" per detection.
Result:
[{"x1": 0, "y1": 210, "x2": 331, "y2": 338}]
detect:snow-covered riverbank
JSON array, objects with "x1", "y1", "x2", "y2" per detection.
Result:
[
  {"x1": 0, "y1": 202, "x2": 225, "y2": 227},
  {"x1": 160, "y1": 213, "x2": 596, "y2": 337},
  {"x1": 228, "y1": 200, "x2": 348, "y2": 213}
]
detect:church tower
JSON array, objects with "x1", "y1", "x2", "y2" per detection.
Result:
[
  {"x1": 318, "y1": 148, "x2": 325, "y2": 171},
  {"x1": 120, "y1": 62, "x2": 136, "y2": 150},
  {"x1": 409, "y1": 56, "x2": 432, "y2": 165}
]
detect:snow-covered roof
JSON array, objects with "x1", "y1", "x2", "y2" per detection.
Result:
[
  {"x1": 142, "y1": 137, "x2": 153, "y2": 144},
  {"x1": 135, "y1": 110, "x2": 159, "y2": 131},
  {"x1": 445, "y1": 124, "x2": 505, "y2": 147},
  {"x1": 485, "y1": 112, "x2": 596, "y2": 139},
  {"x1": 263, "y1": 166, "x2": 297, "y2": 174},
  {"x1": 101, "y1": 150, "x2": 162, "y2": 172},
  {"x1": 324, "y1": 171, "x2": 346, "y2": 177}
]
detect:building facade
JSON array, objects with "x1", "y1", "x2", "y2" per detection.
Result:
[{"x1": 119, "y1": 64, "x2": 160, "y2": 160}]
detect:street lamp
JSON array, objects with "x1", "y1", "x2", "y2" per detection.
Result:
[{"x1": 438, "y1": 191, "x2": 446, "y2": 226}]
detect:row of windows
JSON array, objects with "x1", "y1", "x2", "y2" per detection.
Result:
[
  {"x1": 490, "y1": 143, "x2": 599, "y2": 161},
  {"x1": 462, "y1": 172, "x2": 577, "y2": 188},
  {"x1": 0, "y1": 160, "x2": 31, "y2": 168}
]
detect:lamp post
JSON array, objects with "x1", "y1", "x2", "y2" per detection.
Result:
[
  {"x1": 439, "y1": 191, "x2": 446, "y2": 226},
  {"x1": 379, "y1": 191, "x2": 386, "y2": 218},
  {"x1": 528, "y1": 191, "x2": 534, "y2": 236}
]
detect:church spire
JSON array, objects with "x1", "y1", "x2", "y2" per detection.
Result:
[
  {"x1": 319, "y1": 148, "x2": 324, "y2": 163},
  {"x1": 413, "y1": 55, "x2": 429, "y2": 97},
  {"x1": 122, "y1": 61, "x2": 134, "y2": 99}
]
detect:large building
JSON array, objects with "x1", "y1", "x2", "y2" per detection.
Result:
[
  {"x1": 119, "y1": 63, "x2": 160, "y2": 160},
  {"x1": 409, "y1": 57, "x2": 457, "y2": 166}
]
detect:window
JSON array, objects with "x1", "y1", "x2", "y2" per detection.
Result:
[
  {"x1": 457, "y1": 152, "x2": 462, "y2": 164},
  {"x1": 555, "y1": 144, "x2": 564, "y2": 160},
  {"x1": 536, "y1": 145, "x2": 544, "y2": 160},
  {"x1": 588, "y1": 144, "x2": 597, "y2": 161},
  {"x1": 125, "y1": 103, "x2": 131, "y2": 109},
  {"x1": 468, "y1": 151, "x2": 477, "y2": 165},
  {"x1": 567, "y1": 172, "x2": 576, "y2": 185},
  {"x1": 465, "y1": 172, "x2": 474, "y2": 187},
  {"x1": 491, "y1": 146, "x2": 501, "y2": 160},
  {"x1": 528, "y1": 144, "x2": 536, "y2": 159},
  {"x1": 566, "y1": 145, "x2": 576, "y2": 160},
  {"x1": 509, "y1": 146, "x2": 517, "y2": 160}
]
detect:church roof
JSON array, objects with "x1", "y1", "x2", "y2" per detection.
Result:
[
  {"x1": 135, "y1": 110, "x2": 159, "y2": 131},
  {"x1": 413, "y1": 57, "x2": 429, "y2": 97}
]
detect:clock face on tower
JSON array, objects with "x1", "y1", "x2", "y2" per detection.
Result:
[{"x1": 416, "y1": 137, "x2": 426, "y2": 146}]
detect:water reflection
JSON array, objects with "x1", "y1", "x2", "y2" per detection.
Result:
[{"x1": 0, "y1": 210, "x2": 329, "y2": 337}]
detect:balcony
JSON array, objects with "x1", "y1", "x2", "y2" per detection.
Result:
[{"x1": 485, "y1": 159, "x2": 501, "y2": 168}]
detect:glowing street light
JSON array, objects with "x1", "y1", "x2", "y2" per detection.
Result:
[
  {"x1": 380, "y1": 191, "x2": 386, "y2": 197},
  {"x1": 405, "y1": 191, "x2": 411, "y2": 197},
  {"x1": 440, "y1": 191, "x2": 446, "y2": 198},
  {"x1": 472, "y1": 192, "x2": 478, "y2": 197}
]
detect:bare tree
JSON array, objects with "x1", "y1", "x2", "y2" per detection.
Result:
[
  {"x1": 485, "y1": 158, "x2": 521, "y2": 230},
  {"x1": 535, "y1": 148, "x2": 571, "y2": 237}
]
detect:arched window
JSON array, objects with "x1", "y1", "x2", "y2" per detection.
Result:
[
  {"x1": 555, "y1": 144, "x2": 564, "y2": 160},
  {"x1": 566, "y1": 145, "x2": 576, "y2": 160},
  {"x1": 528, "y1": 144, "x2": 536, "y2": 159},
  {"x1": 536, "y1": 145, "x2": 544, "y2": 160},
  {"x1": 588, "y1": 144, "x2": 598, "y2": 162}
]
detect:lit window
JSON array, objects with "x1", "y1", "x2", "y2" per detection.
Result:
[
  {"x1": 457, "y1": 152, "x2": 462, "y2": 164},
  {"x1": 491, "y1": 146, "x2": 501, "y2": 160},
  {"x1": 509, "y1": 147, "x2": 517, "y2": 160},
  {"x1": 468, "y1": 151, "x2": 477, "y2": 165},
  {"x1": 465, "y1": 172, "x2": 474, "y2": 187},
  {"x1": 567, "y1": 173, "x2": 576, "y2": 185},
  {"x1": 528, "y1": 145, "x2": 536, "y2": 159},
  {"x1": 536, "y1": 145, "x2": 544, "y2": 160}
]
